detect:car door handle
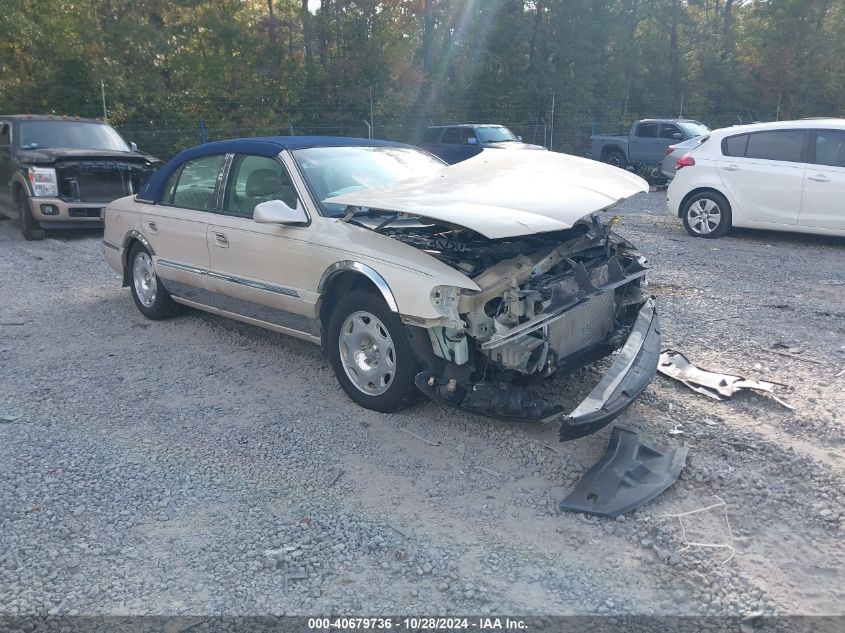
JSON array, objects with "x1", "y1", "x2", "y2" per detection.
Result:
[
  {"x1": 721, "y1": 164, "x2": 740, "y2": 172},
  {"x1": 808, "y1": 174, "x2": 830, "y2": 182},
  {"x1": 146, "y1": 221, "x2": 158, "y2": 234},
  {"x1": 212, "y1": 232, "x2": 229, "y2": 248}
]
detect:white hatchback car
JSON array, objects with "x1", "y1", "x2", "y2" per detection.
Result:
[{"x1": 667, "y1": 119, "x2": 845, "y2": 238}]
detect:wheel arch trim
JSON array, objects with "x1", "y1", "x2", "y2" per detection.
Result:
[
  {"x1": 600, "y1": 144, "x2": 625, "y2": 158},
  {"x1": 11, "y1": 172, "x2": 32, "y2": 199},
  {"x1": 120, "y1": 230, "x2": 155, "y2": 286},
  {"x1": 122, "y1": 230, "x2": 155, "y2": 256},
  {"x1": 317, "y1": 261, "x2": 399, "y2": 313}
]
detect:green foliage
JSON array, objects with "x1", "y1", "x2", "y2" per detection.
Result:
[{"x1": 2, "y1": 0, "x2": 842, "y2": 158}]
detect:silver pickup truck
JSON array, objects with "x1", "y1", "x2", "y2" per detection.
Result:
[{"x1": 589, "y1": 119, "x2": 709, "y2": 181}]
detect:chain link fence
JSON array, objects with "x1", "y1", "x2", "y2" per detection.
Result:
[{"x1": 1, "y1": 82, "x2": 795, "y2": 160}]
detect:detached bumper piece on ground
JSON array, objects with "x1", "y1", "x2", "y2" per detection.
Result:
[
  {"x1": 559, "y1": 426, "x2": 689, "y2": 518},
  {"x1": 657, "y1": 349, "x2": 793, "y2": 409},
  {"x1": 416, "y1": 298, "x2": 662, "y2": 442}
]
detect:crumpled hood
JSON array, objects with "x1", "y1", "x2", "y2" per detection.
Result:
[{"x1": 326, "y1": 151, "x2": 649, "y2": 239}]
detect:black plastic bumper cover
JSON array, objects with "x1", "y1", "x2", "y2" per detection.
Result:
[
  {"x1": 559, "y1": 297, "x2": 660, "y2": 441},
  {"x1": 559, "y1": 425, "x2": 688, "y2": 518}
]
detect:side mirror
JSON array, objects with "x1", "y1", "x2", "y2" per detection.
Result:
[
  {"x1": 130, "y1": 141, "x2": 138, "y2": 152},
  {"x1": 671, "y1": 132, "x2": 683, "y2": 140},
  {"x1": 254, "y1": 199, "x2": 308, "y2": 225},
  {"x1": 517, "y1": 135, "x2": 523, "y2": 141},
  {"x1": 467, "y1": 137, "x2": 477, "y2": 145}
]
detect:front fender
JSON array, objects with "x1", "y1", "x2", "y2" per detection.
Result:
[
  {"x1": 318, "y1": 261, "x2": 398, "y2": 312},
  {"x1": 11, "y1": 171, "x2": 32, "y2": 198}
]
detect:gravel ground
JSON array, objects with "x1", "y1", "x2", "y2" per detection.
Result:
[{"x1": 0, "y1": 192, "x2": 843, "y2": 618}]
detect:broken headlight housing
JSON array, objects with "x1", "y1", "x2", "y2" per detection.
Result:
[{"x1": 28, "y1": 167, "x2": 58, "y2": 197}]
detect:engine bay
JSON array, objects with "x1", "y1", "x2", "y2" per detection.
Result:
[{"x1": 383, "y1": 214, "x2": 650, "y2": 380}]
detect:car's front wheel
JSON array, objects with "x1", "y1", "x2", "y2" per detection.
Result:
[
  {"x1": 128, "y1": 243, "x2": 182, "y2": 320},
  {"x1": 682, "y1": 191, "x2": 732, "y2": 238},
  {"x1": 327, "y1": 290, "x2": 418, "y2": 413},
  {"x1": 18, "y1": 192, "x2": 45, "y2": 241}
]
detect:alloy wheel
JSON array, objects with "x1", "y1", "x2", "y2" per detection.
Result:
[{"x1": 687, "y1": 198, "x2": 722, "y2": 235}]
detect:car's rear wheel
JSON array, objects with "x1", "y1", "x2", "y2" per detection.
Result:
[
  {"x1": 602, "y1": 148, "x2": 627, "y2": 170},
  {"x1": 682, "y1": 191, "x2": 732, "y2": 238},
  {"x1": 327, "y1": 290, "x2": 418, "y2": 413},
  {"x1": 18, "y1": 192, "x2": 45, "y2": 241},
  {"x1": 128, "y1": 243, "x2": 181, "y2": 320}
]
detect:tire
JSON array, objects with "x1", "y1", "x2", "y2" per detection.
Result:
[
  {"x1": 18, "y1": 192, "x2": 45, "y2": 241},
  {"x1": 602, "y1": 148, "x2": 627, "y2": 170},
  {"x1": 682, "y1": 191, "x2": 732, "y2": 238},
  {"x1": 128, "y1": 243, "x2": 182, "y2": 320},
  {"x1": 327, "y1": 289, "x2": 419, "y2": 413}
]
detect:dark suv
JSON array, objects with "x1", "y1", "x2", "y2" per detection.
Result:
[
  {"x1": 0, "y1": 115, "x2": 160, "y2": 240},
  {"x1": 419, "y1": 123, "x2": 546, "y2": 164}
]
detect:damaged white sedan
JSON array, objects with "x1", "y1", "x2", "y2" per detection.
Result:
[{"x1": 102, "y1": 137, "x2": 659, "y2": 441}]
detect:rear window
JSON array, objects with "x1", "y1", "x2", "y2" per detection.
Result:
[{"x1": 722, "y1": 130, "x2": 805, "y2": 163}]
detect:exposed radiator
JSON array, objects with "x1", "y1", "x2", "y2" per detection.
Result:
[{"x1": 548, "y1": 290, "x2": 616, "y2": 358}]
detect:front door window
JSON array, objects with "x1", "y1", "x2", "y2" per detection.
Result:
[{"x1": 223, "y1": 154, "x2": 298, "y2": 218}]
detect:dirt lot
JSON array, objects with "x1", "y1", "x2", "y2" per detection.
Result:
[{"x1": 1, "y1": 191, "x2": 843, "y2": 617}]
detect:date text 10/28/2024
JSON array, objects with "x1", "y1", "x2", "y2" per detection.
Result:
[{"x1": 307, "y1": 618, "x2": 528, "y2": 630}]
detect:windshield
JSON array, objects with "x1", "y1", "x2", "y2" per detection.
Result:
[
  {"x1": 293, "y1": 146, "x2": 445, "y2": 217},
  {"x1": 678, "y1": 121, "x2": 710, "y2": 138},
  {"x1": 18, "y1": 121, "x2": 131, "y2": 152},
  {"x1": 475, "y1": 126, "x2": 518, "y2": 143}
]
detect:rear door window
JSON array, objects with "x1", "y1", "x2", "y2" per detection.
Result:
[
  {"x1": 422, "y1": 128, "x2": 441, "y2": 144},
  {"x1": 170, "y1": 154, "x2": 225, "y2": 210},
  {"x1": 441, "y1": 128, "x2": 462, "y2": 144},
  {"x1": 812, "y1": 130, "x2": 845, "y2": 168},
  {"x1": 161, "y1": 167, "x2": 183, "y2": 204},
  {"x1": 744, "y1": 130, "x2": 806, "y2": 163}
]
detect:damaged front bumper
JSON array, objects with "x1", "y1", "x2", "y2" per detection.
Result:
[
  {"x1": 416, "y1": 298, "x2": 661, "y2": 441},
  {"x1": 560, "y1": 297, "x2": 660, "y2": 440}
]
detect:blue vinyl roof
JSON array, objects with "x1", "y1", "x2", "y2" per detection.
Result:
[{"x1": 138, "y1": 136, "x2": 412, "y2": 203}]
